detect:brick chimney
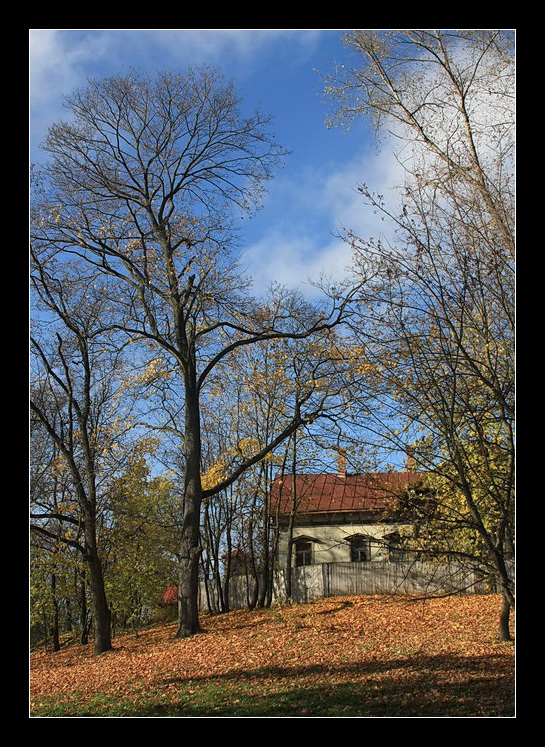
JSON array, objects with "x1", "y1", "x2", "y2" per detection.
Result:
[
  {"x1": 337, "y1": 448, "x2": 347, "y2": 478},
  {"x1": 406, "y1": 447, "x2": 416, "y2": 472}
]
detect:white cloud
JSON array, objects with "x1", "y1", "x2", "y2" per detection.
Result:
[
  {"x1": 28, "y1": 28, "x2": 325, "y2": 159},
  {"x1": 29, "y1": 30, "x2": 113, "y2": 105},
  {"x1": 324, "y1": 146, "x2": 404, "y2": 234},
  {"x1": 241, "y1": 145, "x2": 405, "y2": 297},
  {"x1": 29, "y1": 30, "x2": 119, "y2": 155},
  {"x1": 241, "y1": 231, "x2": 352, "y2": 297},
  {"x1": 29, "y1": 29, "x2": 406, "y2": 300},
  {"x1": 29, "y1": 29, "x2": 321, "y2": 99},
  {"x1": 140, "y1": 28, "x2": 321, "y2": 64}
]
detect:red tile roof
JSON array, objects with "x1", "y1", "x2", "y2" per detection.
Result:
[{"x1": 270, "y1": 472, "x2": 426, "y2": 517}]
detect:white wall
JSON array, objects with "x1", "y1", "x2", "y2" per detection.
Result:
[{"x1": 277, "y1": 523, "x2": 412, "y2": 568}]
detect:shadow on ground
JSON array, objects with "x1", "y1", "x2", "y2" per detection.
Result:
[{"x1": 141, "y1": 650, "x2": 515, "y2": 717}]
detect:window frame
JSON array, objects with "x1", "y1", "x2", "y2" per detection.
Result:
[
  {"x1": 347, "y1": 533, "x2": 379, "y2": 562},
  {"x1": 294, "y1": 538, "x2": 313, "y2": 567}
]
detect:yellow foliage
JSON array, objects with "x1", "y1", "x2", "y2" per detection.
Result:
[
  {"x1": 201, "y1": 460, "x2": 227, "y2": 491},
  {"x1": 237, "y1": 437, "x2": 261, "y2": 458},
  {"x1": 51, "y1": 455, "x2": 67, "y2": 476}
]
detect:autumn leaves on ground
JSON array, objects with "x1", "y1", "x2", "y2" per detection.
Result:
[{"x1": 30, "y1": 594, "x2": 514, "y2": 718}]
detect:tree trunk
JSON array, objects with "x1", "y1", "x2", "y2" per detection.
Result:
[
  {"x1": 41, "y1": 607, "x2": 49, "y2": 653},
  {"x1": 285, "y1": 532, "x2": 294, "y2": 600},
  {"x1": 78, "y1": 577, "x2": 90, "y2": 645},
  {"x1": 51, "y1": 573, "x2": 61, "y2": 652},
  {"x1": 80, "y1": 605, "x2": 87, "y2": 645},
  {"x1": 221, "y1": 517, "x2": 233, "y2": 613},
  {"x1": 257, "y1": 563, "x2": 269, "y2": 609},
  {"x1": 499, "y1": 590, "x2": 513, "y2": 642},
  {"x1": 284, "y1": 434, "x2": 299, "y2": 601},
  {"x1": 87, "y1": 549, "x2": 112, "y2": 654},
  {"x1": 176, "y1": 365, "x2": 204, "y2": 638},
  {"x1": 176, "y1": 532, "x2": 202, "y2": 637},
  {"x1": 490, "y1": 548, "x2": 514, "y2": 642},
  {"x1": 257, "y1": 484, "x2": 271, "y2": 608}
]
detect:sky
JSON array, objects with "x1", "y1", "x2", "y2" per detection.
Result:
[{"x1": 29, "y1": 29, "x2": 402, "y2": 299}]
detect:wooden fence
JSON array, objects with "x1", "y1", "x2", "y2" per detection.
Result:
[{"x1": 199, "y1": 560, "x2": 503, "y2": 612}]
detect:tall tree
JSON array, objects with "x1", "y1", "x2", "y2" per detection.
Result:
[
  {"x1": 32, "y1": 67, "x2": 348, "y2": 638},
  {"x1": 30, "y1": 255, "x2": 134, "y2": 653},
  {"x1": 325, "y1": 30, "x2": 515, "y2": 637}
]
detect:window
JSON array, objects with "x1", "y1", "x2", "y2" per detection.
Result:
[
  {"x1": 386, "y1": 532, "x2": 405, "y2": 561},
  {"x1": 348, "y1": 534, "x2": 380, "y2": 562},
  {"x1": 295, "y1": 539, "x2": 312, "y2": 567},
  {"x1": 350, "y1": 536, "x2": 370, "y2": 562}
]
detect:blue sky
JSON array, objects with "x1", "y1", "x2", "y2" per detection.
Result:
[{"x1": 29, "y1": 29, "x2": 401, "y2": 298}]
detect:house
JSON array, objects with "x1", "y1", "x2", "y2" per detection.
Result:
[{"x1": 270, "y1": 453, "x2": 427, "y2": 571}]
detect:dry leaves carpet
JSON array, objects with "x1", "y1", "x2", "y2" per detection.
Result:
[{"x1": 30, "y1": 594, "x2": 514, "y2": 717}]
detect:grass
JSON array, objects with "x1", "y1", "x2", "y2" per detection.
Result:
[{"x1": 30, "y1": 594, "x2": 515, "y2": 718}]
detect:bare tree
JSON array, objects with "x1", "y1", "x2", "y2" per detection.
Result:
[
  {"x1": 325, "y1": 30, "x2": 514, "y2": 253},
  {"x1": 32, "y1": 67, "x2": 348, "y2": 638},
  {"x1": 325, "y1": 30, "x2": 515, "y2": 638}
]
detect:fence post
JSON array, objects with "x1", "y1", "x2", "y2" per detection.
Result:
[{"x1": 322, "y1": 563, "x2": 330, "y2": 598}]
